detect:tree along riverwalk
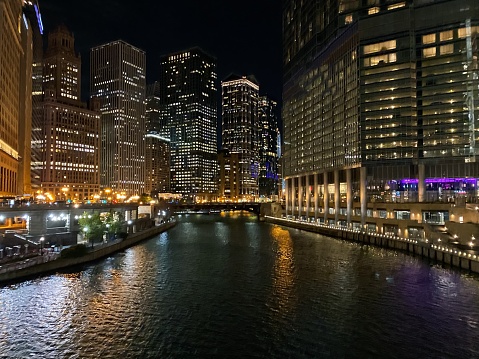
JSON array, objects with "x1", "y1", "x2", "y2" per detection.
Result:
[
  {"x1": 0, "y1": 220, "x2": 176, "y2": 284},
  {"x1": 265, "y1": 216, "x2": 479, "y2": 274}
]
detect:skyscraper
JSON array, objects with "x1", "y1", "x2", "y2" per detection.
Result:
[
  {"x1": 145, "y1": 82, "x2": 170, "y2": 195},
  {"x1": 159, "y1": 48, "x2": 217, "y2": 200},
  {"x1": 23, "y1": 0, "x2": 44, "y2": 192},
  {"x1": 258, "y1": 96, "x2": 280, "y2": 198},
  {"x1": 283, "y1": 0, "x2": 479, "y2": 237},
  {"x1": 0, "y1": 0, "x2": 37, "y2": 198},
  {"x1": 221, "y1": 75, "x2": 260, "y2": 201},
  {"x1": 90, "y1": 40, "x2": 146, "y2": 197},
  {"x1": 40, "y1": 25, "x2": 100, "y2": 202},
  {"x1": 218, "y1": 150, "x2": 240, "y2": 201}
]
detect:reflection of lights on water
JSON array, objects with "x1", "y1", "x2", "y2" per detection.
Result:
[{"x1": 270, "y1": 225, "x2": 295, "y2": 314}]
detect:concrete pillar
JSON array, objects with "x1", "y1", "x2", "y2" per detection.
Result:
[
  {"x1": 291, "y1": 178, "x2": 296, "y2": 218},
  {"x1": 298, "y1": 176, "x2": 303, "y2": 220},
  {"x1": 418, "y1": 163, "x2": 425, "y2": 203},
  {"x1": 28, "y1": 211, "x2": 48, "y2": 236},
  {"x1": 314, "y1": 174, "x2": 319, "y2": 220},
  {"x1": 334, "y1": 170, "x2": 340, "y2": 226},
  {"x1": 323, "y1": 172, "x2": 329, "y2": 224},
  {"x1": 346, "y1": 168, "x2": 352, "y2": 228},
  {"x1": 285, "y1": 178, "x2": 290, "y2": 216},
  {"x1": 306, "y1": 175, "x2": 311, "y2": 219},
  {"x1": 360, "y1": 167, "x2": 367, "y2": 229}
]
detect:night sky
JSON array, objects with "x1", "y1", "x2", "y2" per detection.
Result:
[{"x1": 40, "y1": 0, "x2": 283, "y2": 105}]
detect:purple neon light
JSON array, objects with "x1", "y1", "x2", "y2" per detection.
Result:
[{"x1": 398, "y1": 178, "x2": 477, "y2": 185}]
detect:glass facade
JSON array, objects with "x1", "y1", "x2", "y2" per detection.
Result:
[
  {"x1": 258, "y1": 96, "x2": 280, "y2": 197},
  {"x1": 159, "y1": 48, "x2": 217, "y2": 198},
  {"x1": 90, "y1": 40, "x2": 146, "y2": 197},
  {"x1": 283, "y1": 0, "x2": 479, "y2": 235},
  {"x1": 221, "y1": 75, "x2": 260, "y2": 200}
]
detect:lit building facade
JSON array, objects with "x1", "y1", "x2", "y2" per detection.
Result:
[
  {"x1": 283, "y1": 0, "x2": 479, "y2": 241},
  {"x1": 258, "y1": 96, "x2": 280, "y2": 198},
  {"x1": 218, "y1": 150, "x2": 240, "y2": 201},
  {"x1": 23, "y1": 0, "x2": 44, "y2": 192},
  {"x1": 159, "y1": 48, "x2": 217, "y2": 199},
  {"x1": 221, "y1": 75, "x2": 260, "y2": 201},
  {"x1": 90, "y1": 40, "x2": 146, "y2": 197},
  {"x1": 39, "y1": 26, "x2": 100, "y2": 202},
  {"x1": 145, "y1": 82, "x2": 170, "y2": 195},
  {"x1": 0, "y1": 0, "x2": 38, "y2": 198}
]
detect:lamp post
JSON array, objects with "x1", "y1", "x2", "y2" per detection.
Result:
[
  {"x1": 39, "y1": 236, "x2": 44, "y2": 256},
  {"x1": 83, "y1": 227, "x2": 90, "y2": 248}
]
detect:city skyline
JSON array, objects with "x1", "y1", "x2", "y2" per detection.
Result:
[{"x1": 40, "y1": 0, "x2": 283, "y2": 105}]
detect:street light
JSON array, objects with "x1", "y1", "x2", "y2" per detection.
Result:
[
  {"x1": 39, "y1": 237, "x2": 44, "y2": 256},
  {"x1": 83, "y1": 227, "x2": 89, "y2": 246}
]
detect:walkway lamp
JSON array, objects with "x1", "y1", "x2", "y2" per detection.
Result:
[{"x1": 83, "y1": 227, "x2": 89, "y2": 246}]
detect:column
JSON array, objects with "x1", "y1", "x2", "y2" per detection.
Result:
[
  {"x1": 314, "y1": 174, "x2": 319, "y2": 220},
  {"x1": 323, "y1": 172, "x2": 329, "y2": 224},
  {"x1": 298, "y1": 176, "x2": 303, "y2": 219},
  {"x1": 306, "y1": 175, "x2": 311, "y2": 220},
  {"x1": 360, "y1": 167, "x2": 367, "y2": 230},
  {"x1": 285, "y1": 178, "x2": 290, "y2": 217},
  {"x1": 346, "y1": 168, "x2": 352, "y2": 228},
  {"x1": 291, "y1": 178, "x2": 296, "y2": 219},
  {"x1": 334, "y1": 170, "x2": 340, "y2": 226},
  {"x1": 418, "y1": 163, "x2": 425, "y2": 203}
]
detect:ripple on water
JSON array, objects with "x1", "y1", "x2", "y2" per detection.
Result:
[{"x1": 1, "y1": 215, "x2": 479, "y2": 358}]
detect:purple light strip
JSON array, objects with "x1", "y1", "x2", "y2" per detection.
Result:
[{"x1": 398, "y1": 178, "x2": 477, "y2": 185}]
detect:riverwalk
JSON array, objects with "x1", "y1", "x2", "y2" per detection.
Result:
[
  {"x1": 265, "y1": 216, "x2": 479, "y2": 273},
  {"x1": 0, "y1": 220, "x2": 176, "y2": 284}
]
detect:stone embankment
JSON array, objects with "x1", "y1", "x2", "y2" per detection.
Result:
[
  {"x1": 265, "y1": 216, "x2": 479, "y2": 273},
  {"x1": 0, "y1": 221, "x2": 176, "y2": 284}
]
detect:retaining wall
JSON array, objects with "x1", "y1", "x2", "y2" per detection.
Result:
[
  {"x1": 0, "y1": 221, "x2": 176, "y2": 284},
  {"x1": 265, "y1": 216, "x2": 479, "y2": 274}
]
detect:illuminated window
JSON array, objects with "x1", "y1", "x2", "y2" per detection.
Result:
[
  {"x1": 423, "y1": 47, "x2": 436, "y2": 58},
  {"x1": 387, "y1": 2, "x2": 405, "y2": 10},
  {"x1": 439, "y1": 30, "x2": 453, "y2": 41},
  {"x1": 345, "y1": 14, "x2": 353, "y2": 24},
  {"x1": 458, "y1": 26, "x2": 479, "y2": 38},
  {"x1": 364, "y1": 53, "x2": 397, "y2": 66},
  {"x1": 368, "y1": 7, "x2": 380, "y2": 15},
  {"x1": 422, "y1": 34, "x2": 436, "y2": 44},
  {"x1": 440, "y1": 44, "x2": 454, "y2": 55},
  {"x1": 363, "y1": 40, "x2": 396, "y2": 55}
]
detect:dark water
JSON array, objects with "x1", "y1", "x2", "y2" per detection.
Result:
[{"x1": 1, "y1": 212, "x2": 479, "y2": 358}]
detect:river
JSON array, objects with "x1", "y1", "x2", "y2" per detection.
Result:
[{"x1": 1, "y1": 212, "x2": 479, "y2": 358}]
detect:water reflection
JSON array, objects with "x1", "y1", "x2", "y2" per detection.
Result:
[
  {"x1": 269, "y1": 225, "x2": 296, "y2": 315},
  {"x1": 1, "y1": 215, "x2": 479, "y2": 358}
]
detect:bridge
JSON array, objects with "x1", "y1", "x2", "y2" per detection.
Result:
[
  {"x1": 0, "y1": 203, "x2": 141, "y2": 249},
  {"x1": 167, "y1": 202, "x2": 262, "y2": 215}
]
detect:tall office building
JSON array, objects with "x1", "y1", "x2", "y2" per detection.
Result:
[
  {"x1": 258, "y1": 96, "x2": 280, "y2": 198},
  {"x1": 39, "y1": 25, "x2": 100, "y2": 202},
  {"x1": 283, "y1": 0, "x2": 479, "y2": 238},
  {"x1": 159, "y1": 47, "x2": 217, "y2": 200},
  {"x1": 0, "y1": 0, "x2": 37, "y2": 198},
  {"x1": 145, "y1": 82, "x2": 170, "y2": 195},
  {"x1": 218, "y1": 149, "x2": 240, "y2": 201},
  {"x1": 90, "y1": 40, "x2": 146, "y2": 197},
  {"x1": 23, "y1": 0, "x2": 44, "y2": 192},
  {"x1": 221, "y1": 75, "x2": 260, "y2": 201}
]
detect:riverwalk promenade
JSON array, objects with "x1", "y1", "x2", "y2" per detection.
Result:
[
  {"x1": 0, "y1": 220, "x2": 176, "y2": 284},
  {"x1": 265, "y1": 216, "x2": 479, "y2": 273}
]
